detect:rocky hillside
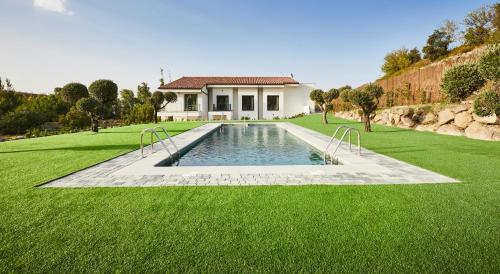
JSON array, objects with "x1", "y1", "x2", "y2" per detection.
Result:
[{"x1": 335, "y1": 102, "x2": 500, "y2": 141}]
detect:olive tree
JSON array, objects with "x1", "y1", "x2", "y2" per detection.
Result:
[
  {"x1": 60, "y1": 82, "x2": 88, "y2": 105},
  {"x1": 309, "y1": 88, "x2": 340, "y2": 124},
  {"x1": 87, "y1": 80, "x2": 118, "y2": 131},
  {"x1": 345, "y1": 83, "x2": 384, "y2": 132},
  {"x1": 151, "y1": 91, "x2": 165, "y2": 123},
  {"x1": 76, "y1": 97, "x2": 99, "y2": 132}
]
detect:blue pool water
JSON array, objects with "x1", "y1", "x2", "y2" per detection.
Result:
[{"x1": 164, "y1": 124, "x2": 324, "y2": 166}]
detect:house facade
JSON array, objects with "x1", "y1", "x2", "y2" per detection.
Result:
[{"x1": 157, "y1": 76, "x2": 315, "y2": 121}]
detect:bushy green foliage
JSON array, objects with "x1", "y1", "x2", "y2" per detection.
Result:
[
  {"x1": 382, "y1": 48, "x2": 421, "y2": 75},
  {"x1": 440, "y1": 64, "x2": 486, "y2": 102},
  {"x1": 119, "y1": 89, "x2": 137, "y2": 117},
  {"x1": 137, "y1": 82, "x2": 151, "y2": 104},
  {"x1": 60, "y1": 82, "x2": 88, "y2": 105},
  {"x1": 0, "y1": 110, "x2": 44, "y2": 134},
  {"x1": 17, "y1": 95, "x2": 68, "y2": 122},
  {"x1": 473, "y1": 90, "x2": 500, "y2": 116},
  {"x1": 76, "y1": 97, "x2": 100, "y2": 132},
  {"x1": 59, "y1": 107, "x2": 91, "y2": 130},
  {"x1": 423, "y1": 30, "x2": 452, "y2": 61},
  {"x1": 477, "y1": 43, "x2": 500, "y2": 81},
  {"x1": 126, "y1": 103, "x2": 154, "y2": 124},
  {"x1": 0, "y1": 90, "x2": 23, "y2": 116}
]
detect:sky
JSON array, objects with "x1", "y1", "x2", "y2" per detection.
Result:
[{"x1": 0, "y1": 0, "x2": 497, "y2": 94}]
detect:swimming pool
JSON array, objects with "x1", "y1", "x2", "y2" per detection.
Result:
[{"x1": 161, "y1": 124, "x2": 324, "y2": 166}]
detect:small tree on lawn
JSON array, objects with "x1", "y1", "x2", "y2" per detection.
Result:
[
  {"x1": 151, "y1": 91, "x2": 164, "y2": 123},
  {"x1": 60, "y1": 82, "x2": 88, "y2": 106},
  {"x1": 346, "y1": 83, "x2": 384, "y2": 132},
  {"x1": 137, "y1": 82, "x2": 152, "y2": 104},
  {"x1": 87, "y1": 80, "x2": 118, "y2": 131},
  {"x1": 309, "y1": 88, "x2": 340, "y2": 124},
  {"x1": 76, "y1": 97, "x2": 99, "y2": 132}
]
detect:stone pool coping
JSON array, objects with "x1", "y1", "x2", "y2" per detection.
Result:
[{"x1": 40, "y1": 122, "x2": 459, "y2": 187}]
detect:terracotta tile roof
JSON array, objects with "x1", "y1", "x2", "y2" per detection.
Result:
[{"x1": 159, "y1": 76, "x2": 299, "y2": 89}]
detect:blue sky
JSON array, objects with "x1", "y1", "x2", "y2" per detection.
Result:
[{"x1": 0, "y1": 0, "x2": 496, "y2": 94}]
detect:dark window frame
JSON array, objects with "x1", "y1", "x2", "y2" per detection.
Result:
[
  {"x1": 184, "y1": 94, "x2": 198, "y2": 111},
  {"x1": 267, "y1": 95, "x2": 279, "y2": 111},
  {"x1": 241, "y1": 95, "x2": 254, "y2": 111}
]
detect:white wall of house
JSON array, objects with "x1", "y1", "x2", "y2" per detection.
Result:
[
  {"x1": 211, "y1": 88, "x2": 233, "y2": 111},
  {"x1": 283, "y1": 83, "x2": 316, "y2": 117},
  {"x1": 262, "y1": 88, "x2": 285, "y2": 119},
  {"x1": 237, "y1": 88, "x2": 258, "y2": 120}
]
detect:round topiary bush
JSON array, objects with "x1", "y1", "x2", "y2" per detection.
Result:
[
  {"x1": 477, "y1": 43, "x2": 500, "y2": 82},
  {"x1": 440, "y1": 64, "x2": 485, "y2": 102},
  {"x1": 473, "y1": 90, "x2": 500, "y2": 117}
]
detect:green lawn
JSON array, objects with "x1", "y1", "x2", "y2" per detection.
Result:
[{"x1": 0, "y1": 115, "x2": 499, "y2": 272}]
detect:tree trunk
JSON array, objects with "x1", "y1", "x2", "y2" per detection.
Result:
[
  {"x1": 322, "y1": 111, "x2": 328, "y2": 124},
  {"x1": 154, "y1": 109, "x2": 158, "y2": 123},
  {"x1": 91, "y1": 117, "x2": 99, "y2": 133},
  {"x1": 364, "y1": 113, "x2": 371, "y2": 132}
]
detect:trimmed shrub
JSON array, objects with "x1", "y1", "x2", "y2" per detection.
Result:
[
  {"x1": 60, "y1": 82, "x2": 88, "y2": 105},
  {"x1": 126, "y1": 103, "x2": 154, "y2": 124},
  {"x1": 0, "y1": 110, "x2": 45, "y2": 135},
  {"x1": 59, "y1": 107, "x2": 91, "y2": 130},
  {"x1": 473, "y1": 90, "x2": 500, "y2": 116},
  {"x1": 477, "y1": 43, "x2": 500, "y2": 81},
  {"x1": 440, "y1": 64, "x2": 485, "y2": 102}
]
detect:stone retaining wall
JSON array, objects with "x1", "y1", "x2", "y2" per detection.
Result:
[{"x1": 335, "y1": 102, "x2": 500, "y2": 141}]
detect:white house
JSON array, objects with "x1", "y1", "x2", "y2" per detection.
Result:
[{"x1": 157, "y1": 76, "x2": 315, "y2": 121}]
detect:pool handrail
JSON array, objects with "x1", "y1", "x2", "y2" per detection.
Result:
[
  {"x1": 140, "y1": 128, "x2": 178, "y2": 166},
  {"x1": 324, "y1": 126, "x2": 361, "y2": 164},
  {"x1": 153, "y1": 126, "x2": 180, "y2": 165}
]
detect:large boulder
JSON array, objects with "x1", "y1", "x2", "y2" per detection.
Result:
[
  {"x1": 472, "y1": 113, "x2": 499, "y2": 125},
  {"x1": 436, "y1": 124, "x2": 464, "y2": 136},
  {"x1": 452, "y1": 104, "x2": 469, "y2": 114},
  {"x1": 401, "y1": 117, "x2": 415, "y2": 128},
  {"x1": 492, "y1": 126, "x2": 500, "y2": 141},
  {"x1": 380, "y1": 112, "x2": 389, "y2": 124},
  {"x1": 464, "y1": 122, "x2": 494, "y2": 141},
  {"x1": 437, "y1": 109, "x2": 454, "y2": 125},
  {"x1": 421, "y1": 112, "x2": 436, "y2": 124},
  {"x1": 454, "y1": 112, "x2": 473, "y2": 129}
]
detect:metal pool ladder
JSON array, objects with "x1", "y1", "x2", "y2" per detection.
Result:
[
  {"x1": 324, "y1": 126, "x2": 361, "y2": 165},
  {"x1": 140, "y1": 126, "x2": 180, "y2": 166}
]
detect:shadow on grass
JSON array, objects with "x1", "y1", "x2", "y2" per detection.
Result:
[{"x1": 0, "y1": 144, "x2": 139, "y2": 154}]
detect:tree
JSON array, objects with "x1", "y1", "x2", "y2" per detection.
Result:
[
  {"x1": 408, "y1": 47, "x2": 422, "y2": 64},
  {"x1": 439, "y1": 19, "x2": 459, "y2": 44},
  {"x1": 309, "y1": 88, "x2": 339, "y2": 124},
  {"x1": 381, "y1": 48, "x2": 412, "y2": 75},
  {"x1": 60, "y1": 82, "x2": 88, "y2": 105},
  {"x1": 345, "y1": 83, "x2": 384, "y2": 132},
  {"x1": 423, "y1": 30, "x2": 452, "y2": 61},
  {"x1": 88, "y1": 79, "x2": 119, "y2": 121},
  {"x1": 463, "y1": 4, "x2": 495, "y2": 46},
  {"x1": 159, "y1": 68, "x2": 165, "y2": 86},
  {"x1": 76, "y1": 97, "x2": 99, "y2": 132},
  {"x1": 119, "y1": 89, "x2": 137, "y2": 117},
  {"x1": 137, "y1": 82, "x2": 151, "y2": 104},
  {"x1": 0, "y1": 90, "x2": 23, "y2": 116},
  {"x1": 477, "y1": 43, "x2": 500, "y2": 81},
  {"x1": 162, "y1": 92, "x2": 177, "y2": 109},
  {"x1": 151, "y1": 91, "x2": 165, "y2": 123}
]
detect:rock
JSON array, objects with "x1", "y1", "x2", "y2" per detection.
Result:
[
  {"x1": 472, "y1": 113, "x2": 499, "y2": 124},
  {"x1": 396, "y1": 106, "x2": 411, "y2": 116},
  {"x1": 380, "y1": 112, "x2": 389, "y2": 124},
  {"x1": 436, "y1": 124, "x2": 464, "y2": 136},
  {"x1": 415, "y1": 124, "x2": 437, "y2": 132},
  {"x1": 465, "y1": 122, "x2": 494, "y2": 141},
  {"x1": 454, "y1": 112, "x2": 473, "y2": 129},
  {"x1": 492, "y1": 126, "x2": 500, "y2": 141},
  {"x1": 373, "y1": 114, "x2": 382, "y2": 122},
  {"x1": 452, "y1": 105, "x2": 469, "y2": 114},
  {"x1": 438, "y1": 109, "x2": 454, "y2": 125},
  {"x1": 421, "y1": 112, "x2": 436, "y2": 124},
  {"x1": 393, "y1": 114, "x2": 401, "y2": 125},
  {"x1": 401, "y1": 117, "x2": 415, "y2": 127}
]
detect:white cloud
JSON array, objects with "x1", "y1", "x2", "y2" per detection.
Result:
[{"x1": 33, "y1": 0, "x2": 73, "y2": 16}]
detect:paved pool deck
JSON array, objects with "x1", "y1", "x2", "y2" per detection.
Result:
[{"x1": 40, "y1": 122, "x2": 459, "y2": 187}]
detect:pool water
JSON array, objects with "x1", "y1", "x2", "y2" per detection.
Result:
[{"x1": 164, "y1": 124, "x2": 324, "y2": 166}]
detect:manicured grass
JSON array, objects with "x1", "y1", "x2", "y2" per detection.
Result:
[{"x1": 0, "y1": 116, "x2": 499, "y2": 272}]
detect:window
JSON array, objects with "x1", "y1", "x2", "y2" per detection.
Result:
[
  {"x1": 184, "y1": 94, "x2": 198, "y2": 111},
  {"x1": 241, "y1": 95, "x2": 254, "y2": 111},
  {"x1": 267, "y1": 95, "x2": 279, "y2": 111},
  {"x1": 216, "y1": 95, "x2": 230, "y2": 111}
]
